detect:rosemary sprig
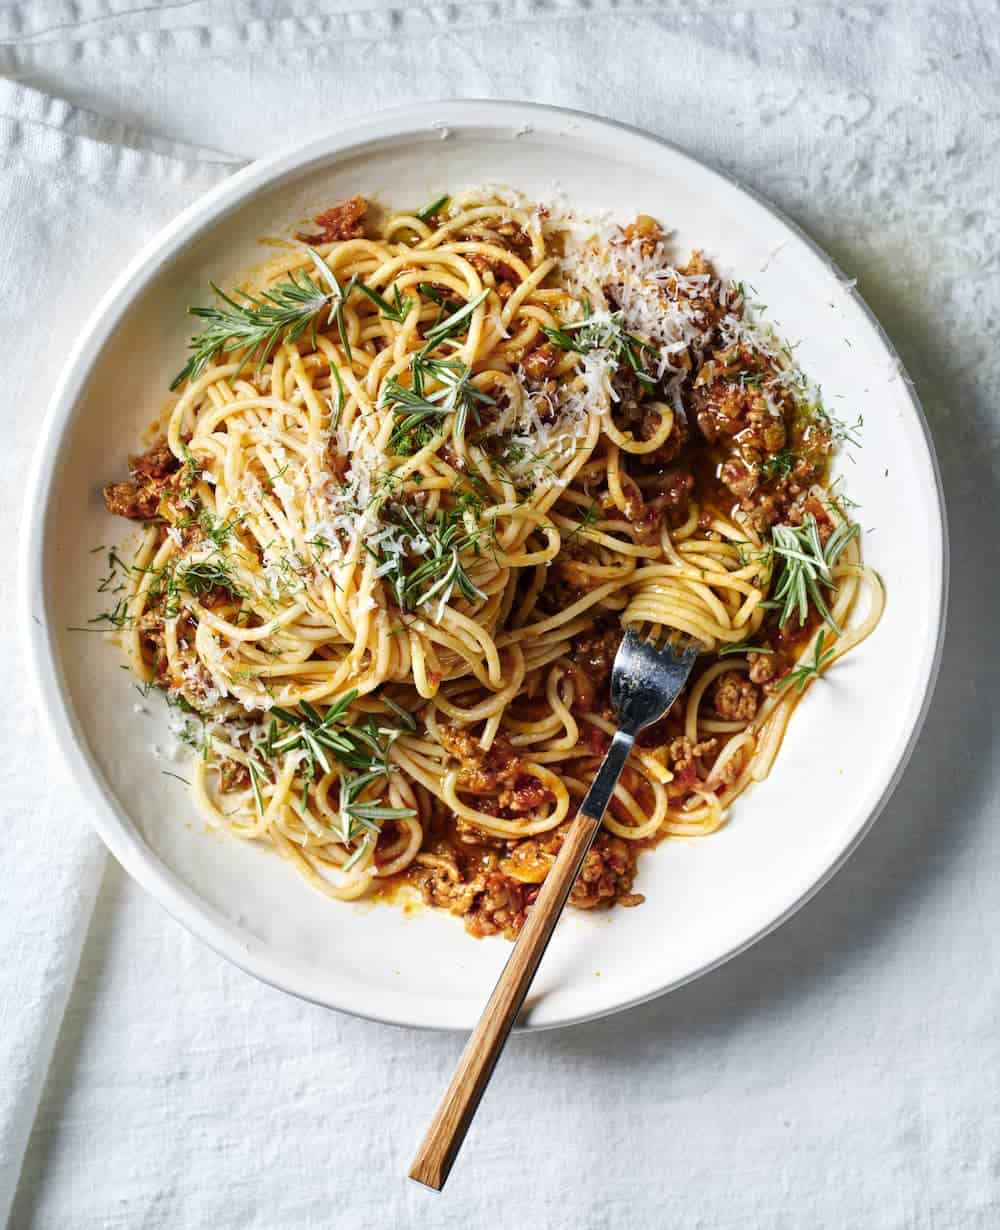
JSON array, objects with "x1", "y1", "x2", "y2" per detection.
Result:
[
  {"x1": 718, "y1": 641, "x2": 774, "y2": 657},
  {"x1": 542, "y1": 307, "x2": 657, "y2": 386},
  {"x1": 381, "y1": 378, "x2": 449, "y2": 452},
  {"x1": 766, "y1": 514, "x2": 859, "y2": 633},
  {"x1": 382, "y1": 355, "x2": 495, "y2": 450},
  {"x1": 776, "y1": 631, "x2": 836, "y2": 693},
  {"x1": 371, "y1": 505, "x2": 487, "y2": 619},
  {"x1": 421, "y1": 288, "x2": 490, "y2": 350},
  {"x1": 381, "y1": 695, "x2": 418, "y2": 731},
  {"x1": 248, "y1": 693, "x2": 417, "y2": 869},
  {"x1": 418, "y1": 283, "x2": 459, "y2": 311},
  {"x1": 247, "y1": 755, "x2": 267, "y2": 817},
  {"x1": 329, "y1": 362, "x2": 346, "y2": 429},
  {"x1": 266, "y1": 690, "x2": 416, "y2": 824},
  {"x1": 336, "y1": 757, "x2": 418, "y2": 870},
  {"x1": 419, "y1": 357, "x2": 495, "y2": 438},
  {"x1": 170, "y1": 248, "x2": 349, "y2": 390},
  {"x1": 417, "y1": 283, "x2": 463, "y2": 332},
  {"x1": 353, "y1": 281, "x2": 414, "y2": 324},
  {"x1": 413, "y1": 545, "x2": 484, "y2": 615}
]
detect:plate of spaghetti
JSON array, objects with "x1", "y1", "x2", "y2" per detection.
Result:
[{"x1": 22, "y1": 102, "x2": 946, "y2": 1030}]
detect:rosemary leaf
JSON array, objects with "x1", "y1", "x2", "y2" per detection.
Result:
[{"x1": 415, "y1": 194, "x2": 450, "y2": 222}]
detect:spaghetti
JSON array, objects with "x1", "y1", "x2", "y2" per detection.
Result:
[{"x1": 99, "y1": 189, "x2": 883, "y2": 939}]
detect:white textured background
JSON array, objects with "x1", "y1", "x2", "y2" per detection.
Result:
[{"x1": 3, "y1": 2, "x2": 999, "y2": 1227}]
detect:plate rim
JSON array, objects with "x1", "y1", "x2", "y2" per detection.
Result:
[{"x1": 19, "y1": 99, "x2": 949, "y2": 1032}]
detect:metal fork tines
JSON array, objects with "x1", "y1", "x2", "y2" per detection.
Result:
[{"x1": 579, "y1": 627, "x2": 699, "y2": 824}]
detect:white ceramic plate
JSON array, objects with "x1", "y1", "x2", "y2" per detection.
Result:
[{"x1": 21, "y1": 101, "x2": 947, "y2": 1031}]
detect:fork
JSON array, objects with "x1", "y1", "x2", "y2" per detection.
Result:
[{"x1": 409, "y1": 628, "x2": 700, "y2": 1190}]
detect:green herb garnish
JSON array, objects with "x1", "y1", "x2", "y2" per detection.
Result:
[
  {"x1": 418, "y1": 283, "x2": 459, "y2": 310},
  {"x1": 758, "y1": 450, "x2": 798, "y2": 483},
  {"x1": 267, "y1": 690, "x2": 416, "y2": 819},
  {"x1": 421, "y1": 288, "x2": 490, "y2": 350},
  {"x1": 172, "y1": 555, "x2": 242, "y2": 605},
  {"x1": 171, "y1": 248, "x2": 349, "y2": 390},
  {"x1": 542, "y1": 307, "x2": 656, "y2": 386},
  {"x1": 766, "y1": 514, "x2": 859, "y2": 633},
  {"x1": 370, "y1": 505, "x2": 487, "y2": 619},
  {"x1": 563, "y1": 501, "x2": 599, "y2": 546},
  {"x1": 252, "y1": 691, "x2": 416, "y2": 863},
  {"x1": 353, "y1": 281, "x2": 414, "y2": 324},
  {"x1": 415, "y1": 195, "x2": 450, "y2": 222},
  {"x1": 329, "y1": 362, "x2": 346, "y2": 429},
  {"x1": 382, "y1": 355, "x2": 495, "y2": 449},
  {"x1": 776, "y1": 631, "x2": 836, "y2": 693}
]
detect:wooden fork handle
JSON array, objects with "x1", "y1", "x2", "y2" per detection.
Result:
[{"x1": 408, "y1": 809, "x2": 601, "y2": 1191}]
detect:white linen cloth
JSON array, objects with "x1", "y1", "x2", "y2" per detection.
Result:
[
  {"x1": 2, "y1": 3, "x2": 1000, "y2": 1227},
  {"x1": 0, "y1": 79, "x2": 242, "y2": 1230}
]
